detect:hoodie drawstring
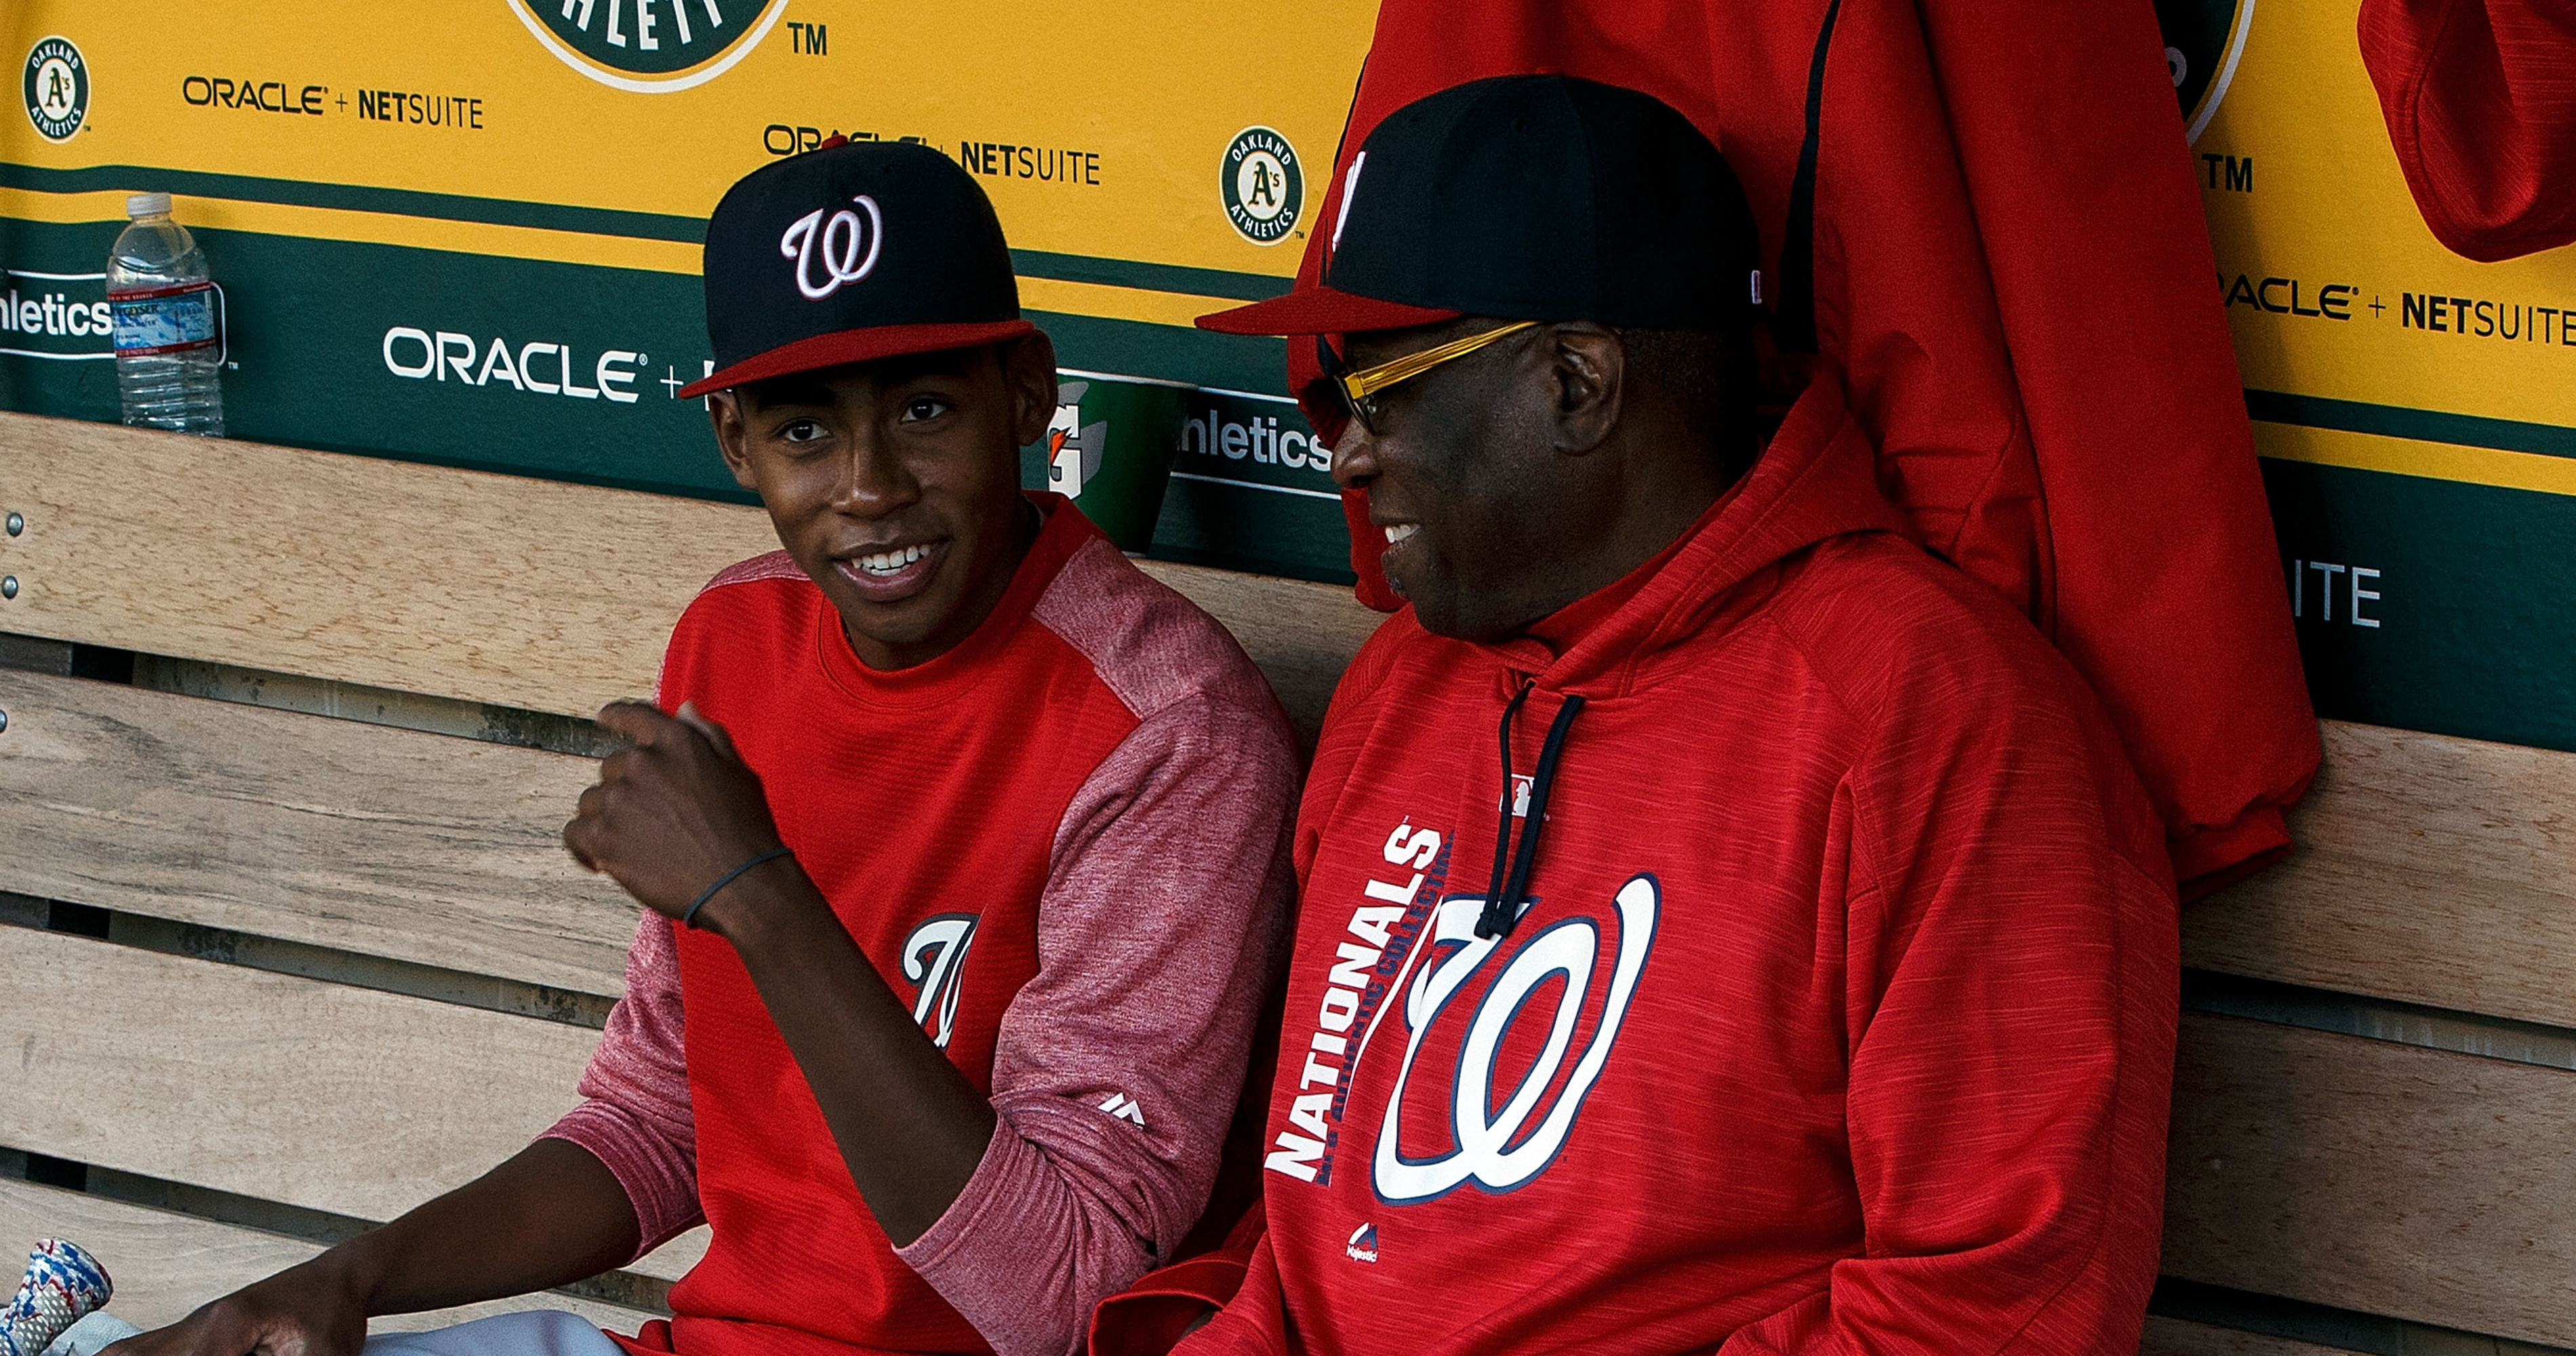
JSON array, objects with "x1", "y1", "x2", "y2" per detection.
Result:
[{"x1": 1477, "y1": 683, "x2": 1586, "y2": 940}]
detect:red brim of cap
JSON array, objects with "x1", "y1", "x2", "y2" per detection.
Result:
[
  {"x1": 1194, "y1": 284, "x2": 1462, "y2": 336},
  {"x1": 678, "y1": 319, "x2": 1039, "y2": 398}
]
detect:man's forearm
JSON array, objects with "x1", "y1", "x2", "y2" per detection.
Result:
[
  {"x1": 706, "y1": 864, "x2": 999, "y2": 1247},
  {"x1": 317, "y1": 1138, "x2": 645, "y2": 1315}
]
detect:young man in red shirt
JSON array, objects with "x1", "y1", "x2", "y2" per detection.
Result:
[
  {"x1": 1159, "y1": 75, "x2": 2181, "y2": 1353},
  {"x1": 110, "y1": 142, "x2": 1297, "y2": 1356}
]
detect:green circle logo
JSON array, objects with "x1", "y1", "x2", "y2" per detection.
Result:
[
  {"x1": 22, "y1": 37, "x2": 87, "y2": 143},
  {"x1": 508, "y1": 0, "x2": 788, "y2": 92},
  {"x1": 1223, "y1": 127, "x2": 1304, "y2": 246},
  {"x1": 2156, "y1": 0, "x2": 2253, "y2": 143}
]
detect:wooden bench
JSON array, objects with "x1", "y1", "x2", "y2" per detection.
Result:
[{"x1": 1, "y1": 412, "x2": 2569, "y2": 1352}]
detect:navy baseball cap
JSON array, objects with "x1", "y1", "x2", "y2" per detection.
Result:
[
  {"x1": 1197, "y1": 75, "x2": 1764, "y2": 336},
  {"x1": 681, "y1": 139, "x2": 1035, "y2": 398}
]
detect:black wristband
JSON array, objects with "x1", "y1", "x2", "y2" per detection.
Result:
[{"x1": 679, "y1": 846, "x2": 794, "y2": 930}]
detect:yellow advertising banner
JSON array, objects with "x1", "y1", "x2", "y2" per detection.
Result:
[
  {"x1": 2, "y1": 3, "x2": 1377, "y2": 578},
  {"x1": 2193, "y1": 0, "x2": 2573, "y2": 447},
  {"x1": 2173, "y1": 0, "x2": 2575, "y2": 748}
]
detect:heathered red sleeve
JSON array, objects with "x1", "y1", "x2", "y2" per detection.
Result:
[
  {"x1": 894, "y1": 690, "x2": 1300, "y2": 1356},
  {"x1": 1720, "y1": 610, "x2": 2181, "y2": 1354},
  {"x1": 539, "y1": 909, "x2": 706, "y2": 1259}
]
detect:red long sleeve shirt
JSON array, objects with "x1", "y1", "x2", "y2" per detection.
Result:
[
  {"x1": 1174, "y1": 371, "x2": 2181, "y2": 1355},
  {"x1": 546, "y1": 497, "x2": 1299, "y2": 1356}
]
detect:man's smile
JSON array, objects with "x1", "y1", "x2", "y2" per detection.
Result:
[{"x1": 832, "y1": 536, "x2": 950, "y2": 603}]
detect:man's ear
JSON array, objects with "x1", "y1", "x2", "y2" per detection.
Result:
[
  {"x1": 708, "y1": 391, "x2": 760, "y2": 492},
  {"x1": 1550, "y1": 323, "x2": 1624, "y2": 456},
  {"x1": 1002, "y1": 331, "x2": 1062, "y2": 450}
]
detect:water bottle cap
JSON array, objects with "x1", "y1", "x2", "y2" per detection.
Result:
[{"x1": 126, "y1": 192, "x2": 173, "y2": 219}]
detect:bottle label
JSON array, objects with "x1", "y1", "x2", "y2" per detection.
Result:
[{"x1": 108, "y1": 282, "x2": 218, "y2": 357}]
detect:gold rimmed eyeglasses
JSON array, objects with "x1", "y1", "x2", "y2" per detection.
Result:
[{"x1": 1316, "y1": 320, "x2": 1538, "y2": 436}]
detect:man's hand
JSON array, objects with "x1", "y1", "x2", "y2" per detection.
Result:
[
  {"x1": 101, "y1": 1257, "x2": 369, "y2": 1356},
  {"x1": 565, "y1": 701, "x2": 790, "y2": 927},
  {"x1": 567, "y1": 706, "x2": 997, "y2": 1246},
  {"x1": 98, "y1": 1141, "x2": 645, "y2": 1356}
]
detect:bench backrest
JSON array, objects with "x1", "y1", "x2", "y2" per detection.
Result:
[{"x1": 2, "y1": 413, "x2": 2569, "y2": 1353}]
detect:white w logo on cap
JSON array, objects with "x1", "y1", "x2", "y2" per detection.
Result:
[{"x1": 780, "y1": 195, "x2": 884, "y2": 299}]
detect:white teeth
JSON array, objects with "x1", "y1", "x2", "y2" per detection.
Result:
[
  {"x1": 1384, "y1": 523, "x2": 1420, "y2": 545},
  {"x1": 855, "y1": 544, "x2": 931, "y2": 576}
]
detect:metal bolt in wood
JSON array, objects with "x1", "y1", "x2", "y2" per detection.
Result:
[
  {"x1": 4, "y1": 512, "x2": 19, "y2": 536},
  {"x1": 1, "y1": 576, "x2": 16, "y2": 599}
]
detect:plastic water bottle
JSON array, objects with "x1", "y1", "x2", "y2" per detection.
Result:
[{"x1": 106, "y1": 193, "x2": 224, "y2": 435}]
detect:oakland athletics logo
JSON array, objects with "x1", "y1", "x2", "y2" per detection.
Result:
[
  {"x1": 1222, "y1": 127, "x2": 1304, "y2": 246},
  {"x1": 22, "y1": 37, "x2": 87, "y2": 144},
  {"x1": 2156, "y1": 0, "x2": 2255, "y2": 144},
  {"x1": 508, "y1": 0, "x2": 789, "y2": 93},
  {"x1": 902, "y1": 913, "x2": 977, "y2": 1050},
  {"x1": 1372, "y1": 875, "x2": 1658, "y2": 1203}
]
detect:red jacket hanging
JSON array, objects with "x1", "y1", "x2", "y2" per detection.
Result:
[
  {"x1": 2360, "y1": 0, "x2": 2576, "y2": 262},
  {"x1": 1281, "y1": 0, "x2": 2318, "y2": 898}
]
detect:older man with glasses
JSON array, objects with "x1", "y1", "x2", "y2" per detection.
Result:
[{"x1": 1154, "y1": 73, "x2": 2181, "y2": 1355}]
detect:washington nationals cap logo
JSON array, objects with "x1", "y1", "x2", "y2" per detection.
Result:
[
  {"x1": 1371, "y1": 874, "x2": 1658, "y2": 1203},
  {"x1": 780, "y1": 195, "x2": 884, "y2": 300}
]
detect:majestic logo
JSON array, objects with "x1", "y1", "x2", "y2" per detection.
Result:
[
  {"x1": 1046, "y1": 381, "x2": 1109, "y2": 498},
  {"x1": 1344, "y1": 1223, "x2": 1379, "y2": 1263},
  {"x1": 1222, "y1": 126, "x2": 1304, "y2": 246},
  {"x1": 22, "y1": 37, "x2": 87, "y2": 143},
  {"x1": 508, "y1": 0, "x2": 788, "y2": 94},
  {"x1": 2156, "y1": 0, "x2": 2255, "y2": 144},
  {"x1": 902, "y1": 913, "x2": 977, "y2": 1050},
  {"x1": 1371, "y1": 875, "x2": 1659, "y2": 1203},
  {"x1": 780, "y1": 196, "x2": 883, "y2": 300},
  {"x1": 1097, "y1": 1092, "x2": 1148, "y2": 1128}
]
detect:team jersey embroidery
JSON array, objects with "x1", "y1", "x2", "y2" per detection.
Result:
[
  {"x1": 901, "y1": 913, "x2": 977, "y2": 1049},
  {"x1": 1372, "y1": 875, "x2": 1659, "y2": 1203},
  {"x1": 1267, "y1": 820, "x2": 1451, "y2": 1184},
  {"x1": 1270, "y1": 812, "x2": 1660, "y2": 1203}
]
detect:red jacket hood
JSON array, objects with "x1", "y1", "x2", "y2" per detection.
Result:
[{"x1": 1473, "y1": 363, "x2": 1907, "y2": 696}]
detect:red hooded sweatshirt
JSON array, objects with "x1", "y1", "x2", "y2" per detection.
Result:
[{"x1": 1168, "y1": 370, "x2": 2181, "y2": 1355}]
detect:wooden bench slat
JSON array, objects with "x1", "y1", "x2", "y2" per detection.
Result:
[
  {"x1": 0, "y1": 1178, "x2": 660, "y2": 1333},
  {"x1": 0, "y1": 413, "x2": 771, "y2": 719},
  {"x1": 0, "y1": 669, "x2": 636, "y2": 997},
  {"x1": 0, "y1": 925, "x2": 595, "y2": 1223},
  {"x1": 12, "y1": 674, "x2": 2561, "y2": 1032},
  {"x1": 0, "y1": 413, "x2": 1376, "y2": 736},
  {"x1": 2192, "y1": 721, "x2": 2576, "y2": 1029},
  {"x1": 2139, "y1": 1317, "x2": 2361, "y2": 1356},
  {"x1": 2162, "y1": 1010, "x2": 2576, "y2": 1348}
]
